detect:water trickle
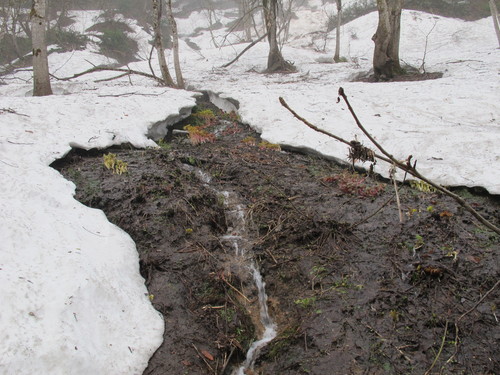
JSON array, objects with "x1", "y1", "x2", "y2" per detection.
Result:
[{"x1": 185, "y1": 164, "x2": 277, "y2": 374}]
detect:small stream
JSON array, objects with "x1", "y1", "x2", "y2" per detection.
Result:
[{"x1": 187, "y1": 166, "x2": 277, "y2": 374}]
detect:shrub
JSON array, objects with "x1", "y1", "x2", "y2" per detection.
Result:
[{"x1": 48, "y1": 29, "x2": 88, "y2": 51}]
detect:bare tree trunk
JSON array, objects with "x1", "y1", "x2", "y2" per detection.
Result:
[
  {"x1": 152, "y1": 0, "x2": 175, "y2": 87},
  {"x1": 167, "y1": 0, "x2": 184, "y2": 89},
  {"x1": 263, "y1": 0, "x2": 294, "y2": 72},
  {"x1": 239, "y1": 0, "x2": 253, "y2": 41},
  {"x1": 333, "y1": 0, "x2": 342, "y2": 62},
  {"x1": 372, "y1": 0, "x2": 403, "y2": 80},
  {"x1": 490, "y1": 0, "x2": 500, "y2": 48},
  {"x1": 31, "y1": 0, "x2": 52, "y2": 96}
]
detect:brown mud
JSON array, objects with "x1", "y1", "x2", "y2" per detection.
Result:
[{"x1": 52, "y1": 97, "x2": 499, "y2": 375}]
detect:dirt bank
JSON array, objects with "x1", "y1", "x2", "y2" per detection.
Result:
[{"x1": 52, "y1": 98, "x2": 499, "y2": 375}]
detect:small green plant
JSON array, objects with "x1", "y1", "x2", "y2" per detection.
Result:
[
  {"x1": 310, "y1": 265, "x2": 327, "y2": 290},
  {"x1": 193, "y1": 109, "x2": 217, "y2": 124},
  {"x1": 258, "y1": 141, "x2": 281, "y2": 151},
  {"x1": 323, "y1": 171, "x2": 385, "y2": 198},
  {"x1": 218, "y1": 307, "x2": 236, "y2": 323},
  {"x1": 184, "y1": 125, "x2": 216, "y2": 145},
  {"x1": 48, "y1": 29, "x2": 88, "y2": 51},
  {"x1": 409, "y1": 179, "x2": 437, "y2": 193},
  {"x1": 103, "y1": 153, "x2": 128, "y2": 175},
  {"x1": 294, "y1": 297, "x2": 316, "y2": 309},
  {"x1": 242, "y1": 136, "x2": 257, "y2": 146},
  {"x1": 157, "y1": 139, "x2": 171, "y2": 151},
  {"x1": 265, "y1": 325, "x2": 300, "y2": 360},
  {"x1": 389, "y1": 309, "x2": 400, "y2": 322},
  {"x1": 221, "y1": 110, "x2": 240, "y2": 122}
]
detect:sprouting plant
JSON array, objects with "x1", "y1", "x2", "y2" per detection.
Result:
[
  {"x1": 389, "y1": 309, "x2": 400, "y2": 322},
  {"x1": 258, "y1": 141, "x2": 281, "y2": 151},
  {"x1": 103, "y1": 153, "x2": 128, "y2": 175},
  {"x1": 193, "y1": 109, "x2": 217, "y2": 126},
  {"x1": 242, "y1": 136, "x2": 257, "y2": 146},
  {"x1": 323, "y1": 171, "x2": 385, "y2": 198},
  {"x1": 310, "y1": 265, "x2": 327, "y2": 290},
  {"x1": 410, "y1": 179, "x2": 436, "y2": 193},
  {"x1": 184, "y1": 125, "x2": 215, "y2": 145},
  {"x1": 218, "y1": 307, "x2": 236, "y2": 323},
  {"x1": 157, "y1": 138, "x2": 171, "y2": 151},
  {"x1": 221, "y1": 110, "x2": 240, "y2": 122},
  {"x1": 408, "y1": 234, "x2": 425, "y2": 256},
  {"x1": 294, "y1": 297, "x2": 316, "y2": 309}
]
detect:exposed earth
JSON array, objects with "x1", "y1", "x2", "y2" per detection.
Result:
[{"x1": 52, "y1": 96, "x2": 499, "y2": 375}]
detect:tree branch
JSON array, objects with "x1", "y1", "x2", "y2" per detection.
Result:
[
  {"x1": 279, "y1": 90, "x2": 500, "y2": 235},
  {"x1": 51, "y1": 66, "x2": 166, "y2": 85},
  {"x1": 221, "y1": 32, "x2": 269, "y2": 68},
  {"x1": 337, "y1": 87, "x2": 499, "y2": 235}
]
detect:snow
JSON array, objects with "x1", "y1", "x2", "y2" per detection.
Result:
[{"x1": 0, "y1": 4, "x2": 499, "y2": 375}]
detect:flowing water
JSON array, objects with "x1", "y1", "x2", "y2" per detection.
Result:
[{"x1": 186, "y1": 165, "x2": 277, "y2": 374}]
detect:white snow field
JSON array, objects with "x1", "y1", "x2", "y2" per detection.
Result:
[{"x1": 0, "y1": 4, "x2": 498, "y2": 375}]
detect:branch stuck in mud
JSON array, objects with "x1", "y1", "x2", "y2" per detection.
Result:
[{"x1": 279, "y1": 90, "x2": 500, "y2": 235}]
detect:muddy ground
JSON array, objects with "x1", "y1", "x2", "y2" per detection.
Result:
[{"x1": 53, "y1": 97, "x2": 499, "y2": 375}]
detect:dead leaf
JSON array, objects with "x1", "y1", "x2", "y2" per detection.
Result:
[
  {"x1": 466, "y1": 255, "x2": 481, "y2": 264},
  {"x1": 201, "y1": 350, "x2": 214, "y2": 361},
  {"x1": 439, "y1": 211, "x2": 453, "y2": 218}
]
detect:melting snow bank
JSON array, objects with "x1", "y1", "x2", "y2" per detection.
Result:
[{"x1": 0, "y1": 83, "x2": 196, "y2": 374}]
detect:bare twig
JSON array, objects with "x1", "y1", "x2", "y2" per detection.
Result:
[
  {"x1": 446, "y1": 278, "x2": 500, "y2": 364},
  {"x1": 221, "y1": 275, "x2": 251, "y2": 303},
  {"x1": 192, "y1": 344, "x2": 215, "y2": 374},
  {"x1": 221, "y1": 32, "x2": 269, "y2": 68},
  {"x1": 0, "y1": 159, "x2": 18, "y2": 167},
  {"x1": 94, "y1": 72, "x2": 129, "y2": 83},
  {"x1": 424, "y1": 320, "x2": 449, "y2": 375},
  {"x1": 457, "y1": 278, "x2": 500, "y2": 322},
  {"x1": 1, "y1": 108, "x2": 29, "y2": 117},
  {"x1": 365, "y1": 324, "x2": 413, "y2": 363},
  {"x1": 280, "y1": 93, "x2": 499, "y2": 234},
  {"x1": 51, "y1": 66, "x2": 166, "y2": 85},
  {"x1": 337, "y1": 87, "x2": 500, "y2": 235},
  {"x1": 390, "y1": 165, "x2": 404, "y2": 223}
]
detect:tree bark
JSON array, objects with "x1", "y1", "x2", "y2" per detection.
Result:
[
  {"x1": 31, "y1": 0, "x2": 52, "y2": 96},
  {"x1": 152, "y1": 0, "x2": 175, "y2": 87},
  {"x1": 239, "y1": 0, "x2": 253, "y2": 41},
  {"x1": 490, "y1": 0, "x2": 500, "y2": 48},
  {"x1": 167, "y1": 0, "x2": 184, "y2": 88},
  {"x1": 372, "y1": 0, "x2": 403, "y2": 80},
  {"x1": 333, "y1": 0, "x2": 342, "y2": 62},
  {"x1": 263, "y1": 0, "x2": 294, "y2": 72}
]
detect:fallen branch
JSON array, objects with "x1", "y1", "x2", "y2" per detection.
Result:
[
  {"x1": 279, "y1": 91, "x2": 500, "y2": 235},
  {"x1": 1, "y1": 108, "x2": 29, "y2": 117},
  {"x1": 337, "y1": 87, "x2": 499, "y2": 235},
  {"x1": 446, "y1": 279, "x2": 500, "y2": 364},
  {"x1": 51, "y1": 66, "x2": 167, "y2": 86},
  {"x1": 457, "y1": 278, "x2": 500, "y2": 323},
  {"x1": 221, "y1": 32, "x2": 269, "y2": 68}
]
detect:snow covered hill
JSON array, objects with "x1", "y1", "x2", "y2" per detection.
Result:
[{"x1": 0, "y1": 4, "x2": 499, "y2": 375}]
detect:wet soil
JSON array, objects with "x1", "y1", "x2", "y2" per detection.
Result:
[{"x1": 52, "y1": 98, "x2": 499, "y2": 375}]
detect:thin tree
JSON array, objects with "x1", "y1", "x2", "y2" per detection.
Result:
[
  {"x1": 238, "y1": 0, "x2": 253, "y2": 41},
  {"x1": 490, "y1": 0, "x2": 500, "y2": 47},
  {"x1": 167, "y1": 0, "x2": 184, "y2": 88},
  {"x1": 31, "y1": 0, "x2": 52, "y2": 96},
  {"x1": 262, "y1": 0, "x2": 294, "y2": 72},
  {"x1": 333, "y1": 0, "x2": 342, "y2": 62},
  {"x1": 372, "y1": 0, "x2": 403, "y2": 80},
  {"x1": 152, "y1": 0, "x2": 175, "y2": 87}
]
